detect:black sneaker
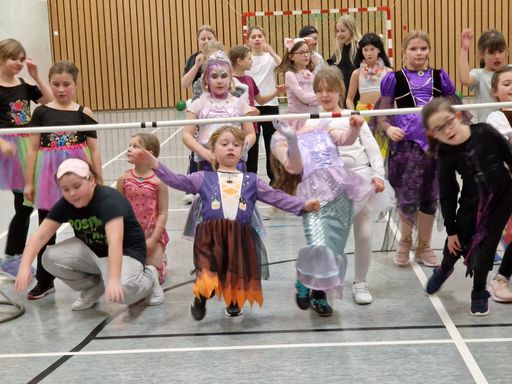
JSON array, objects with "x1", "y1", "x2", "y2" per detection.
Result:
[
  {"x1": 471, "y1": 290, "x2": 490, "y2": 316},
  {"x1": 295, "y1": 280, "x2": 311, "y2": 310},
  {"x1": 310, "y1": 290, "x2": 333, "y2": 317},
  {"x1": 425, "y1": 266, "x2": 454, "y2": 294},
  {"x1": 27, "y1": 282, "x2": 55, "y2": 300},
  {"x1": 190, "y1": 296, "x2": 207, "y2": 321},
  {"x1": 225, "y1": 303, "x2": 243, "y2": 317}
]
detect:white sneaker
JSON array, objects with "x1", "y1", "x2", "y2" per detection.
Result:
[
  {"x1": 146, "y1": 265, "x2": 164, "y2": 305},
  {"x1": 488, "y1": 274, "x2": 512, "y2": 303},
  {"x1": 71, "y1": 284, "x2": 104, "y2": 311},
  {"x1": 183, "y1": 193, "x2": 195, "y2": 205},
  {"x1": 352, "y1": 281, "x2": 373, "y2": 305}
]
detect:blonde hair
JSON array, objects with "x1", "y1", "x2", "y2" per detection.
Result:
[
  {"x1": 132, "y1": 133, "x2": 161, "y2": 158},
  {"x1": 208, "y1": 126, "x2": 246, "y2": 170},
  {"x1": 313, "y1": 66, "x2": 346, "y2": 107},
  {"x1": 402, "y1": 30, "x2": 431, "y2": 51},
  {"x1": 333, "y1": 15, "x2": 361, "y2": 65},
  {"x1": 0, "y1": 38, "x2": 26, "y2": 64},
  {"x1": 202, "y1": 41, "x2": 225, "y2": 58},
  {"x1": 197, "y1": 25, "x2": 216, "y2": 39}
]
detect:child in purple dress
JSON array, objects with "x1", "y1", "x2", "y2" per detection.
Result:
[
  {"x1": 374, "y1": 31, "x2": 462, "y2": 268},
  {"x1": 132, "y1": 127, "x2": 320, "y2": 321}
]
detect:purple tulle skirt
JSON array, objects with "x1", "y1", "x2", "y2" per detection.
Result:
[
  {"x1": 0, "y1": 134, "x2": 29, "y2": 191},
  {"x1": 388, "y1": 140, "x2": 438, "y2": 223},
  {"x1": 33, "y1": 145, "x2": 91, "y2": 210}
]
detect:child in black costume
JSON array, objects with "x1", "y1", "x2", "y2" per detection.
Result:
[{"x1": 423, "y1": 98, "x2": 512, "y2": 316}]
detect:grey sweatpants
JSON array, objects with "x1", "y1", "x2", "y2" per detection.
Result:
[{"x1": 42, "y1": 237, "x2": 154, "y2": 305}]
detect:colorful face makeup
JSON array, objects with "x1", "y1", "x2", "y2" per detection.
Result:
[{"x1": 204, "y1": 61, "x2": 231, "y2": 98}]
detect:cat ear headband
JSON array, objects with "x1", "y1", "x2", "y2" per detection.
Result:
[{"x1": 284, "y1": 37, "x2": 314, "y2": 50}]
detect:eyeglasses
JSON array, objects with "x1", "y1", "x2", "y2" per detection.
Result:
[
  {"x1": 432, "y1": 116, "x2": 456, "y2": 135},
  {"x1": 293, "y1": 50, "x2": 311, "y2": 55}
]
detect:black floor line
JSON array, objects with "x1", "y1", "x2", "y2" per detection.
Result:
[
  {"x1": 93, "y1": 322, "x2": 512, "y2": 341},
  {"x1": 24, "y1": 248, "x2": 449, "y2": 383},
  {"x1": 27, "y1": 315, "x2": 117, "y2": 384},
  {"x1": 26, "y1": 279, "x2": 190, "y2": 384}
]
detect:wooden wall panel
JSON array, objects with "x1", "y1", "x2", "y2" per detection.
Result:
[{"x1": 48, "y1": 0, "x2": 512, "y2": 111}]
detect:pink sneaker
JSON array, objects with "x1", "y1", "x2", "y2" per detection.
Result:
[
  {"x1": 413, "y1": 247, "x2": 440, "y2": 267},
  {"x1": 156, "y1": 258, "x2": 168, "y2": 285},
  {"x1": 394, "y1": 239, "x2": 412, "y2": 267},
  {"x1": 488, "y1": 274, "x2": 512, "y2": 303}
]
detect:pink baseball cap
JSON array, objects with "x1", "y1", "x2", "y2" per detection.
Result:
[{"x1": 56, "y1": 158, "x2": 91, "y2": 180}]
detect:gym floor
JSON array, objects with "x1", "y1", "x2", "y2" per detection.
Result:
[{"x1": 0, "y1": 107, "x2": 510, "y2": 384}]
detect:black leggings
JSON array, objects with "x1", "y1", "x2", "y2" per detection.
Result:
[
  {"x1": 36, "y1": 210, "x2": 56, "y2": 286},
  {"x1": 5, "y1": 191, "x2": 33, "y2": 256},
  {"x1": 255, "y1": 105, "x2": 279, "y2": 185}
]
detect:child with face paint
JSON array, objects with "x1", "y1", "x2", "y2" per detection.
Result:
[{"x1": 182, "y1": 50, "x2": 256, "y2": 171}]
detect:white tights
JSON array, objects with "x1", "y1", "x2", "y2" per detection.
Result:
[{"x1": 352, "y1": 205, "x2": 373, "y2": 283}]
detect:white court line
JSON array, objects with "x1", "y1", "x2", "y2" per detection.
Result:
[
  {"x1": 1, "y1": 336, "x2": 511, "y2": 359},
  {"x1": 387, "y1": 216, "x2": 488, "y2": 384},
  {"x1": 0, "y1": 339, "x2": 458, "y2": 359}
]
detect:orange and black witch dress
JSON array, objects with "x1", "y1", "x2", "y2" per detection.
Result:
[{"x1": 154, "y1": 163, "x2": 307, "y2": 309}]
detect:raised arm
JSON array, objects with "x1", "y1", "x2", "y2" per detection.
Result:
[
  {"x1": 271, "y1": 120, "x2": 303, "y2": 174},
  {"x1": 131, "y1": 148, "x2": 202, "y2": 194},
  {"x1": 329, "y1": 115, "x2": 364, "y2": 146},
  {"x1": 256, "y1": 177, "x2": 320, "y2": 214},
  {"x1": 459, "y1": 29, "x2": 477, "y2": 86},
  {"x1": 181, "y1": 53, "x2": 204, "y2": 89},
  {"x1": 26, "y1": 58, "x2": 53, "y2": 104}
]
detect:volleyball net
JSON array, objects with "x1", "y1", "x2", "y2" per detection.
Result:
[{"x1": 242, "y1": 6, "x2": 394, "y2": 66}]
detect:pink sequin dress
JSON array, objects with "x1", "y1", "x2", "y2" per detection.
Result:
[{"x1": 122, "y1": 170, "x2": 169, "y2": 247}]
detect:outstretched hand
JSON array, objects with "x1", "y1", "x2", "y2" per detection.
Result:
[
  {"x1": 349, "y1": 115, "x2": 365, "y2": 131},
  {"x1": 461, "y1": 29, "x2": 474, "y2": 50},
  {"x1": 304, "y1": 199, "x2": 321, "y2": 212},
  {"x1": 272, "y1": 119, "x2": 296, "y2": 140},
  {"x1": 14, "y1": 264, "x2": 33, "y2": 292},
  {"x1": 131, "y1": 149, "x2": 159, "y2": 169}
]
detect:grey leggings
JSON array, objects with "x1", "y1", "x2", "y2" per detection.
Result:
[{"x1": 43, "y1": 238, "x2": 154, "y2": 305}]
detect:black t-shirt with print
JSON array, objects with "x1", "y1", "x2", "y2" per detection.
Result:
[
  {"x1": 0, "y1": 78, "x2": 43, "y2": 128},
  {"x1": 47, "y1": 185, "x2": 147, "y2": 264},
  {"x1": 30, "y1": 105, "x2": 98, "y2": 148}
]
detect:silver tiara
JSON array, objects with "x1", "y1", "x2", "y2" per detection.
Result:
[{"x1": 207, "y1": 50, "x2": 230, "y2": 64}]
